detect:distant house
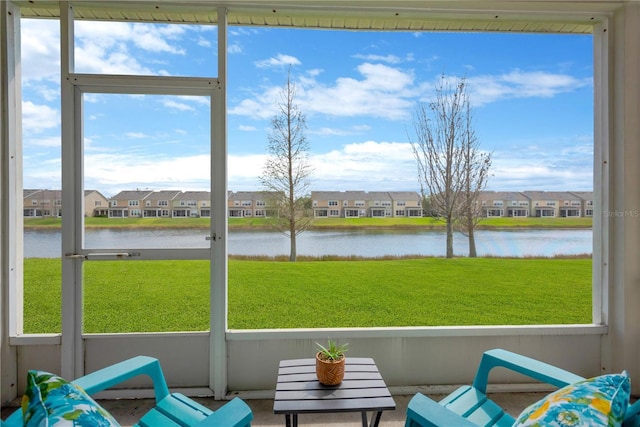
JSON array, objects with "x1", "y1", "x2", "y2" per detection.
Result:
[
  {"x1": 367, "y1": 192, "x2": 393, "y2": 218},
  {"x1": 311, "y1": 190, "x2": 422, "y2": 218},
  {"x1": 142, "y1": 190, "x2": 180, "y2": 218},
  {"x1": 389, "y1": 191, "x2": 422, "y2": 217},
  {"x1": 24, "y1": 189, "x2": 109, "y2": 218},
  {"x1": 523, "y1": 191, "x2": 579, "y2": 218},
  {"x1": 312, "y1": 191, "x2": 362, "y2": 218},
  {"x1": 476, "y1": 191, "x2": 593, "y2": 218},
  {"x1": 108, "y1": 190, "x2": 152, "y2": 218},
  {"x1": 478, "y1": 191, "x2": 530, "y2": 218},
  {"x1": 23, "y1": 189, "x2": 62, "y2": 218},
  {"x1": 173, "y1": 191, "x2": 210, "y2": 218},
  {"x1": 84, "y1": 190, "x2": 109, "y2": 217},
  {"x1": 339, "y1": 191, "x2": 368, "y2": 218},
  {"x1": 228, "y1": 191, "x2": 278, "y2": 218},
  {"x1": 571, "y1": 191, "x2": 594, "y2": 217}
]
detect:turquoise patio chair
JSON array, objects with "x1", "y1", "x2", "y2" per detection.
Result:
[
  {"x1": 1, "y1": 355, "x2": 253, "y2": 427},
  {"x1": 405, "y1": 348, "x2": 640, "y2": 427}
]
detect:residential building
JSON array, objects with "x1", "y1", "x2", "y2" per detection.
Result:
[
  {"x1": 142, "y1": 190, "x2": 180, "y2": 218},
  {"x1": 389, "y1": 191, "x2": 422, "y2": 217},
  {"x1": 173, "y1": 191, "x2": 210, "y2": 218},
  {"x1": 84, "y1": 190, "x2": 109, "y2": 217},
  {"x1": 477, "y1": 191, "x2": 594, "y2": 218},
  {"x1": 24, "y1": 189, "x2": 109, "y2": 218},
  {"x1": 570, "y1": 191, "x2": 594, "y2": 217},
  {"x1": 108, "y1": 190, "x2": 152, "y2": 218},
  {"x1": 23, "y1": 189, "x2": 62, "y2": 218},
  {"x1": 478, "y1": 191, "x2": 530, "y2": 218},
  {"x1": 228, "y1": 191, "x2": 278, "y2": 218},
  {"x1": 311, "y1": 191, "x2": 423, "y2": 218}
]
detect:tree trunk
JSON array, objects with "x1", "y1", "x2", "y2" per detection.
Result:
[
  {"x1": 289, "y1": 220, "x2": 297, "y2": 262},
  {"x1": 467, "y1": 223, "x2": 477, "y2": 258},
  {"x1": 446, "y1": 216, "x2": 454, "y2": 258}
]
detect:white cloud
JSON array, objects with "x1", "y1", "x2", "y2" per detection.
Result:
[
  {"x1": 228, "y1": 43, "x2": 243, "y2": 54},
  {"x1": 467, "y1": 70, "x2": 592, "y2": 106},
  {"x1": 162, "y1": 100, "x2": 195, "y2": 111},
  {"x1": 21, "y1": 19, "x2": 60, "y2": 84},
  {"x1": 255, "y1": 54, "x2": 301, "y2": 69},
  {"x1": 230, "y1": 62, "x2": 416, "y2": 120},
  {"x1": 227, "y1": 141, "x2": 417, "y2": 192},
  {"x1": 125, "y1": 132, "x2": 148, "y2": 139},
  {"x1": 69, "y1": 21, "x2": 191, "y2": 75},
  {"x1": 489, "y1": 137, "x2": 593, "y2": 191},
  {"x1": 352, "y1": 53, "x2": 402, "y2": 64},
  {"x1": 22, "y1": 101, "x2": 59, "y2": 134},
  {"x1": 75, "y1": 21, "x2": 186, "y2": 54},
  {"x1": 197, "y1": 37, "x2": 212, "y2": 48},
  {"x1": 239, "y1": 125, "x2": 257, "y2": 131},
  {"x1": 84, "y1": 152, "x2": 211, "y2": 195},
  {"x1": 24, "y1": 136, "x2": 60, "y2": 148},
  {"x1": 231, "y1": 63, "x2": 592, "y2": 125}
]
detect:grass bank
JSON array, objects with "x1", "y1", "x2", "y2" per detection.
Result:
[
  {"x1": 24, "y1": 216, "x2": 593, "y2": 230},
  {"x1": 24, "y1": 257, "x2": 591, "y2": 333}
]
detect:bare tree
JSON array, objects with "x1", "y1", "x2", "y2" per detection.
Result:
[
  {"x1": 260, "y1": 71, "x2": 313, "y2": 262},
  {"x1": 410, "y1": 75, "x2": 489, "y2": 258},
  {"x1": 456, "y1": 100, "x2": 492, "y2": 257}
]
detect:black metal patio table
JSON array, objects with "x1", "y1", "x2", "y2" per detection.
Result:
[{"x1": 273, "y1": 357, "x2": 396, "y2": 427}]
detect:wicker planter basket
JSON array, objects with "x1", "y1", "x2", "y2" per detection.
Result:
[{"x1": 315, "y1": 352, "x2": 346, "y2": 385}]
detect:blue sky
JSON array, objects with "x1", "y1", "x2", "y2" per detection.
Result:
[{"x1": 21, "y1": 19, "x2": 594, "y2": 197}]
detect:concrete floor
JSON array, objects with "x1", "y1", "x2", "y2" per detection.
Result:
[{"x1": 93, "y1": 392, "x2": 544, "y2": 426}]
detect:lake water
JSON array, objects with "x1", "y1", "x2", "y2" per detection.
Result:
[{"x1": 24, "y1": 228, "x2": 592, "y2": 258}]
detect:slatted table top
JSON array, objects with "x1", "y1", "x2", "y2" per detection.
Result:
[{"x1": 273, "y1": 357, "x2": 396, "y2": 415}]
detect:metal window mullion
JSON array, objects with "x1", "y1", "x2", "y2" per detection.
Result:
[
  {"x1": 60, "y1": 1, "x2": 84, "y2": 381},
  {"x1": 210, "y1": 6, "x2": 228, "y2": 401},
  {"x1": 592, "y1": 18, "x2": 609, "y2": 329},
  {"x1": 69, "y1": 73, "x2": 218, "y2": 95},
  {"x1": 2, "y1": 1, "x2": 24, "y2": 340},
  {"x1": 1, "y1": 0, "x2": 23, "y2": 403}
]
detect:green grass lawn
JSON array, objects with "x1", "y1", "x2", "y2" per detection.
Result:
[
  {"x1": 24, "y1": 257, "x2": 592, "y2": 333},
  {"x1": 24, "y1": 216, "x2": 593, "y2": 230}
]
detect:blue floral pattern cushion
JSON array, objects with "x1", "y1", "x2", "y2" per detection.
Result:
[
  {"x1": 22, "y1": 370, "x2": 120, "y2": 426},
  {"x1": 513, "y1": 371, "x2": 630, "y2": 427}
]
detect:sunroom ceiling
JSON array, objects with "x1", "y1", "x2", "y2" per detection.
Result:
[{"x1": 14, "y1": 1, "x2": 624, "y2": 34}]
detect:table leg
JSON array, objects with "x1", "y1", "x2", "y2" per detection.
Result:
[{"x1": 370, "y1": 411, "x2": 383, "y2": 427}]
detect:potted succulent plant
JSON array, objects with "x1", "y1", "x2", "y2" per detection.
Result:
[{"x1": 315, "y1": 339, "x2": 349, "y2": 385}]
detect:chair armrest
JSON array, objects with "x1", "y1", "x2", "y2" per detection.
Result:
[
  {"x1": 623, "y1": 399, "x2": 640, "y2": 426},
  {"x1": 2, "y1": 409, "x2": 23, "y2": 426},
  {"x1": 72, "y1": 355, "x2": 171, "y2": 404},
  {"x1": 405, "y1": 393, "x2": 477, "y2": 427},
  {"x1": 194, "y1": 397, "x2": 253, "y2": 427},
  {"x1": 2, "y1": 356, "x2": 172, "y2": 426},
  {"x1": 472, "y1": 349, "x2": 584, "y2": 394}
]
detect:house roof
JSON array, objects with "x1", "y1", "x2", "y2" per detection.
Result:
[
  {"x1": 14, "y1": 1, "x2": 621, "y2": 34},
  {"x1": 144, "y1": 190, "x2": 181, "y2": 201},
  {"x1": 523, "y1": 190, "x2": 580, "y2": 200},
  {"x1": 388, "y1": 191, "x2": 421, "y2": 200},
  {"x1": 110, "y1": 190, "x2": 153, "y2": 200},
  {"x1": 478, "y1": 191, "x2": 529, "y2": 201},
  {"x1": 23, "y1": 189, "x2": 61, "y2": 199},
  {"x1": 174, "y1": 190, "x2": 210, "y2": 200}
]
